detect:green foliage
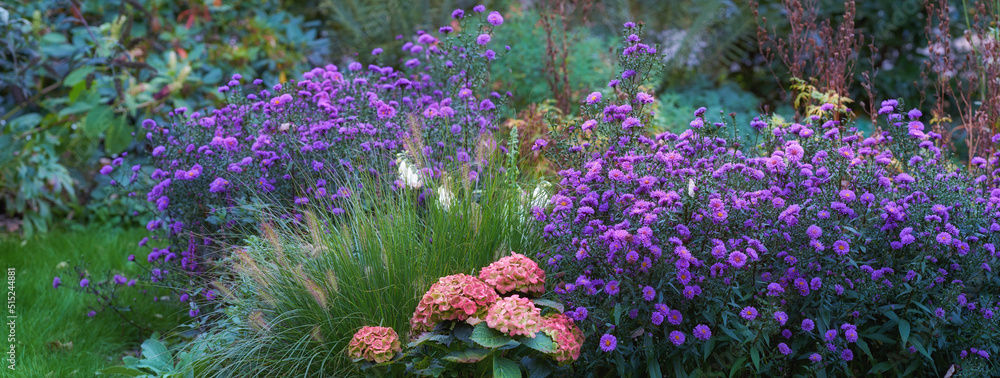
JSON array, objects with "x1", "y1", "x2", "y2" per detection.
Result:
[
  {"x1": 652, "y1": 80, "x2": 766, "y2": 136},
  {"x1": 96, "y1": 334, "x2": 205, "y2": 378},
  {"x1": 0, "y1": 0, "x2": 329, "y2": 236},
  {"x1": 0, "y1": 227, "x2": 181, "y2": 376},
  {"x1": 490, "y1": 8, "x2": 616, "y2": 112}
]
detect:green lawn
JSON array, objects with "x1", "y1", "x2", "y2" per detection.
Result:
[{"x1": 2, "y1": 227, "x2": 183, "y2": 377}]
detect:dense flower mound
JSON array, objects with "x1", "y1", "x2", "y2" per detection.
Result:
[
  {"x1": 478, "y1": 252, "x2": 546, "y2": 295},
  {"x1": 347, "y1": 326, "x2": 402, "y2": 363},
  {"x1": 410, "y1": 274, "x2": 500, "y2": 335},
  {"x1": 99, "y1": 6, "x2": 511, "y2": 314},
  {"x1": 532, "y1": 21, "x2": 1000, "y2": 375},
  {"x1": 540, "y1": 313, "x2": 585, "y2": 364},
  {"x1": 485, "y1": 294, "x2": 543, "y2": 337}
]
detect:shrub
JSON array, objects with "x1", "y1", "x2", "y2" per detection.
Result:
[
  {"x1": 534, "y1": 21, "x2": 1000, "y2": 376},
  {"x1": 348, "y1": 250, "x2": 581, "y2": 377},
  {"x1": 97, "y1": 5, "x2": 512, "y2": 324},
  {"x1": 0, "y1": 0, "x2": 329, "y2": 236}
]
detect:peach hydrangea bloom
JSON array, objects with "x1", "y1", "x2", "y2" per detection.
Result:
[
  {"x1": 485, "y1": 295, "x2": 543, "y2": 337},
  {"x1": 478, "y1": 252, "x2": 546, "y2": 295},
  {"x1": 410, "y1": 274, "x2": 500, "y2": 335},
  {"x1": 540, "y1": 313, "x2": 585, "y2": 364},
  {"x1": 347, "y1": 326, "x2": 401, "y2": 363}
]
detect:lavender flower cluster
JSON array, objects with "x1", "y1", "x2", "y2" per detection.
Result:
[
  {"x1": 534, "y1": 22, "x2": 999, "y2": 375},
  {"x1": 90, "y1": 6, "x2": 510, "y2": 317}
]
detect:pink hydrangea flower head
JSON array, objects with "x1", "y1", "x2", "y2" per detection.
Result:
[
  {"x1": 485, "y1": 295, "x2": 543, "y2": 338},
  {"x1": 540, "y1": 313, "x2": 585, "y2": 364},
  {"x1": 347, "y1": 326, "x2": 401, "y2": 363},
  {"x1": 478, "y1": 253, "x2": 546, "y2": 295},
  {"x1": 410, "y1": 274, "x2": 499, "y2": 336}
]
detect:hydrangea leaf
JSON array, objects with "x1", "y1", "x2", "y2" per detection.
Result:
[
  {"x1": 442, "y1": 348, "x2": 490, "y2": 363},
  {"x1": 470, "y1": 322, "x2": 515, "y2": 348},
  {"x1": 493, "y1": 356, "x2": 522, "y2": 378},
  {"x1": 519, "y1": 332, "x2": 556, "y2": 353},
  {"x1": 532, "y1": 299, "x2": 564, "y2": 313}
]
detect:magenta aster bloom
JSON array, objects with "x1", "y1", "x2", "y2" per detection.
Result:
[
  {"x1": 693, "y1": 324, "x2": 711, "y2": 340},
  {"x1": 936, "y1": 232, "x2": 952, "y2": 245},
  {"x1": 740, "y1": 306, "x2": 758, "y2": 320},
  {"x1": 669, "y1": 331, "x2": 685, "y2": 345},
  {"x1": 728, "y1": 251, "x2": 748, "y2": 268},
  {"x1": 778, "y1": 343, "x2": 792, "y2": 355},
  {"x1": 476, "y1": 34, "x2": 491, "y2": 45},
  {"x1": 839, "y1": 189, "x2": 856, "y2": 202},
  {"x1": 80, "y1": 278, "x2": 89, "y2": 288},
  {"x1": 451, "y1": 9, "x2": 464, "y2": 19},
  {"x1": 832, "y1": 240, "x2": 850, "y2": 255},
  {"x1": 487, "y1": 11, "x2": 503, "y2": 26},
  {"x1": 845, "y1": 328, "x2": 858, "y2": 343},
  {"x1": 209, "y1": 177, "x2": 229, "y2": 193},
  {"x1": 806, "y1": 224, "x2": 822, "y2": 239},
  {"x1": 809, "y1": 353, "x2": 822, "y2": 363},
  {"x1": 599, "y1": 334, "x2": 617, "y2": 352},
  {"x1": 802, "y1": 318, "x2": 815, "y2": 331},
  {"x1": 605, "y1": 280, "x2": 619, "y2": 295},
  {"x1": 642, "y1": 286, "x2": 656, "y2": 301},
  {"x1": 100, "y1": 165, "x2": 113, "y2": 175},
  {"x1": 773, "y1": 311, "x2": 788, "y2": 325},
  {"x1": 52, "y1": 277, "x2": 61, "y2": 289},
  {"x1": 585, "y1": 91, "x2": 602, "y2": 104}
]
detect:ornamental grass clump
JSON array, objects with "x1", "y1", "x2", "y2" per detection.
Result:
[
  {"x1": 533, "y1": 21, "x2": 1000, "y2": 377},
  {"x1": 93, "y1": 5, "x2": 512, "y2": 320}
]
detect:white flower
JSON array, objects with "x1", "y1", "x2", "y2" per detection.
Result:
[
  {"x1": 438, "y1": 187, "x2": 455, "y2": 211},
  {"x1": 687, "y1": 179, "x2": 696, "y2": 197},
  {"x1": 396, "y1": 155, "x2": 422, "y2": 189}
]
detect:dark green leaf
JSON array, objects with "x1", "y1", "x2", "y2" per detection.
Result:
[
  {"x1": 470, "y1": 322, "x2": 514, "y2": 348},
  {"x1": 104, "y1": 115, "x2": 133, "y2": 154},
  {"x1": 532, "y1": 299, "x2": 564, "y2": 313},
  {"x1": 520, "y1": 332, "x2": 556, "y2": 353},
  {"x1": 868, "y1": 361, "x2": 894, "y2": 374},
  {"x1": 442, "y1": 348, "x2": 489, "y2": 363},
  {"x1": 64, "y1": 66, "x2": 96, "y2": 86},
  {"x1": 898, "y1": 319, "x2": 910, "y2": 347},
  {"x1": 493, "y1": 357, "x2": 521, "y2": 378},
  {"x1": 84, "y1": 105, "x2": 113, "y2": 137}
]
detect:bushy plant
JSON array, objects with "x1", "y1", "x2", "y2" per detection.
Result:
[
  {"x1": 533, "y1": 22, "x2": 1000, "y2": 376},
  {"x1": 96, "y1": 5, "x2": 511, "y2": 322},
  {"x1": 349, "y1": 254, "x2": 582, "y2": 377},
  {"x1": 0, "y1": 0, "x2": 329, "y2": 236}
]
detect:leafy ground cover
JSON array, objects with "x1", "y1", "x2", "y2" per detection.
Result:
[{"x1": 1, "y1": 227, "x2": 180, "y2": 376}]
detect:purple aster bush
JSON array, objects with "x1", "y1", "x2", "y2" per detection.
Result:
[
  {"x1": 532, "y1": 21, "x2": 1000, "y2": 377},
  {"x1": 88, "y1": 7, "x2": 512, "y2": 323}
]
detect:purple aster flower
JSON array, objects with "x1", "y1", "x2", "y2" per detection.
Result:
[
  {"x1": 605, "y1": 280, "x2": 619, "y2": 295},
  {"x1": 806, "y1": 224, "x2": 822, "y2": 239},
  {"x1": 936, "y1": 232, "x2": 952, "y2": 245},
  {"x1": 87, "y1": 311, "x2": 96, "y2": 317},
  {"x1": 53, "y1": 277, "x2": 61, "y2": 289},
  {"x1": 642, "y1": 286, "x2": 656, "y2": 301},
  {"x1": 842, "y1": 349, "x2": 854, "y2": 361},
  {"x1": 778, "y1": 343, "x2": 792, "y2": 355},
  {"x1": 669, "y1": 331, "x2": 686, "y2": 345},
  {"x1": 80, "y1": 278, "x2": 90, "y2": 288},
  {"x1": 740, "y1": 306, "x2": 758, "y2": 320},
  {"x1": 802, "y1": 318, "x2": 815, "y2": 332},
  {"x1": 845, "y1": 328, "x2": 858, "y2": 343},
  {"x1": 209, "y1": 177, "x2": 229, "y2": 193},
  {"x1": 473, "y1": 4, "x2": 486, "y2": 12},
  {"x1": 451, "y1": 9, "x2": 464, "y2": 19},
  {"x1": 809, "y1": 353, "x2": 822, "y2": 363},
  {"x1": 476, "y1": 34, "x2": 491, "y2": 45},
  {"x1": 487, "y1": 11, "x2": 503, "y2": 26},
  {"x1": 728, "y1": 251, "x2": 748, "y2": 268},
  {"x1": 599, "y1": 334, "x2": 617, "y2": 352},
  {"x1": 693, "y1": 324, "x2": 711, "y2": 340},
  {"x1": 774, "y1": 311, "x2": 788, "y2": 325},
  {"x1": 832, "y1": 240, "x2": 850, "y2": 255},
  {"x1": 651, "y1": 311, "x2": 664, "y2": 325},
  {"x1": 824, "y1": 329, "x2": 838, "y2": 341},
  {"x1": 100, "y1": 165, "x2": 113, "y2": 175},
  {"x1": 585, "y1": 91, "x2": 602, "y2": 104},
  {"x1": 935, "y1": 308, "x2": 945, "y2": 318}
]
